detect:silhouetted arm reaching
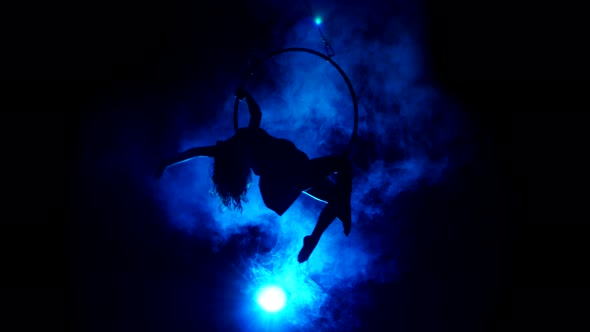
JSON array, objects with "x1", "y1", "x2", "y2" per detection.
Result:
[
  {"x1": 236, "y1": 87, "x2": 261, "y2": 128},
  {"x1": 156, "y1": 145, "x2": 217, "y2": 178}
]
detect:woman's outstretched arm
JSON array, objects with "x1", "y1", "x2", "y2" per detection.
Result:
[
  {"x1": 156, "y1": 145, "x2": 217, "y2": 178},
  {"x1": 236, "y1": 88, "x2": 261, "y2": 128}
]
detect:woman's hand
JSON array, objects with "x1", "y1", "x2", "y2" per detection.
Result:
[
  {"x1": 155, "y1": 162, "x2": 167, "y2": 179},
  {"x1": 235, "y1": 87, "x2": 248, "y2": 101}
]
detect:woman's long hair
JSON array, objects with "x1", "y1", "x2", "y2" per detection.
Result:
[{"x1": 209, "y1": 141, "x2": 252, "y2": 212}]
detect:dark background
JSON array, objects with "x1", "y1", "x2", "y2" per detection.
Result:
[{"x1": 2, "y1": 0, "x2": 588, "y2": 331}]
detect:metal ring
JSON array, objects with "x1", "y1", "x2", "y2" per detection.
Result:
[{"x1": 234, "y1": 47, "x2": 358, "y2": 156}]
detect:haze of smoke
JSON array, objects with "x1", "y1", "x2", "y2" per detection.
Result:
[{"x1": 153, "y1": 1, "x2": 469, "y2": 330}]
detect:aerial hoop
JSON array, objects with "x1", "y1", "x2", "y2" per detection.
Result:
[{"x1": 234, "y1": 47, "x2": 358, "y2": 157}]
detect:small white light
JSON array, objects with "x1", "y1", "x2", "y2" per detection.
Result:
[{"x1": 256, "y1": 285, "x2": 287, "y2": 312}]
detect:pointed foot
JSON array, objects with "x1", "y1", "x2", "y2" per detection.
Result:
[
  {"x1": 337, "y1": 202, "x2": 352, "y2": 237},
  {"x1": 297, "y1": 236, "x2": 319, "y2": 263}
]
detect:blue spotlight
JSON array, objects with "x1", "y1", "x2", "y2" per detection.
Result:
[
  {"x1": 256, "y1": 285, "x2": 287, "y2": 312},
  {"x1": 314, "y1": 17, "x2": 322, "y2": 25}
]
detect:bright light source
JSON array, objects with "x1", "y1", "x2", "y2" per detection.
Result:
[
  {"x1": 256, "y1": 285, "x2": 287, "y2": 312},
  {"x1": 314, "y1": 17, "x2": 322, "y2": 25}
]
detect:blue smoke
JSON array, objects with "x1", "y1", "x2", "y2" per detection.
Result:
[{"x1": 80, "y1": 1, "x2": 474, "y2": 331}]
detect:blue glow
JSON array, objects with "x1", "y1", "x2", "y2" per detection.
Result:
[
  {"x1": 256, "y1": 285, "x2": 287, "y2": 312},
  {"x1": 314, "y1": 17, "x2": 322, "y2": 25},
  {"x1": 150, "y1": 1, "x2": 470, "y2": 330}
]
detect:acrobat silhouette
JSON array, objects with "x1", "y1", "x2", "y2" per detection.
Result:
[{"x1": 156, "y1": 88, "x2": 352, "y2": 263}]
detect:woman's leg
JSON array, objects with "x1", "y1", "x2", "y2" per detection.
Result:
[
  {"x1": 297, "y1": 157, "x2": 353, "y2": 263},
  {"x1": 302, "y1": 156, "x2": 353, "y2": 233},
  {"x1": 299, "y1": 156, "x2": 353, "y2": 194},
  {"x1": 302, "y1": 178, "x2": 351, "y2": 235},
  {"x1": 297, "y1": 204, "x2": 338, "y2": 263}
]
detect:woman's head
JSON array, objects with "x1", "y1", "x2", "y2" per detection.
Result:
[{"x1": 210, "y1": 140, "x2": 252, "y2": 212}]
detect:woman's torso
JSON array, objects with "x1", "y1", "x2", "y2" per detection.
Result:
[
  {"x1": 226, "y1": 127, "x2": 310, "y2": 215},
  {"x1": 230, "y1": 127, "x2": 309, "y2": 177}
]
